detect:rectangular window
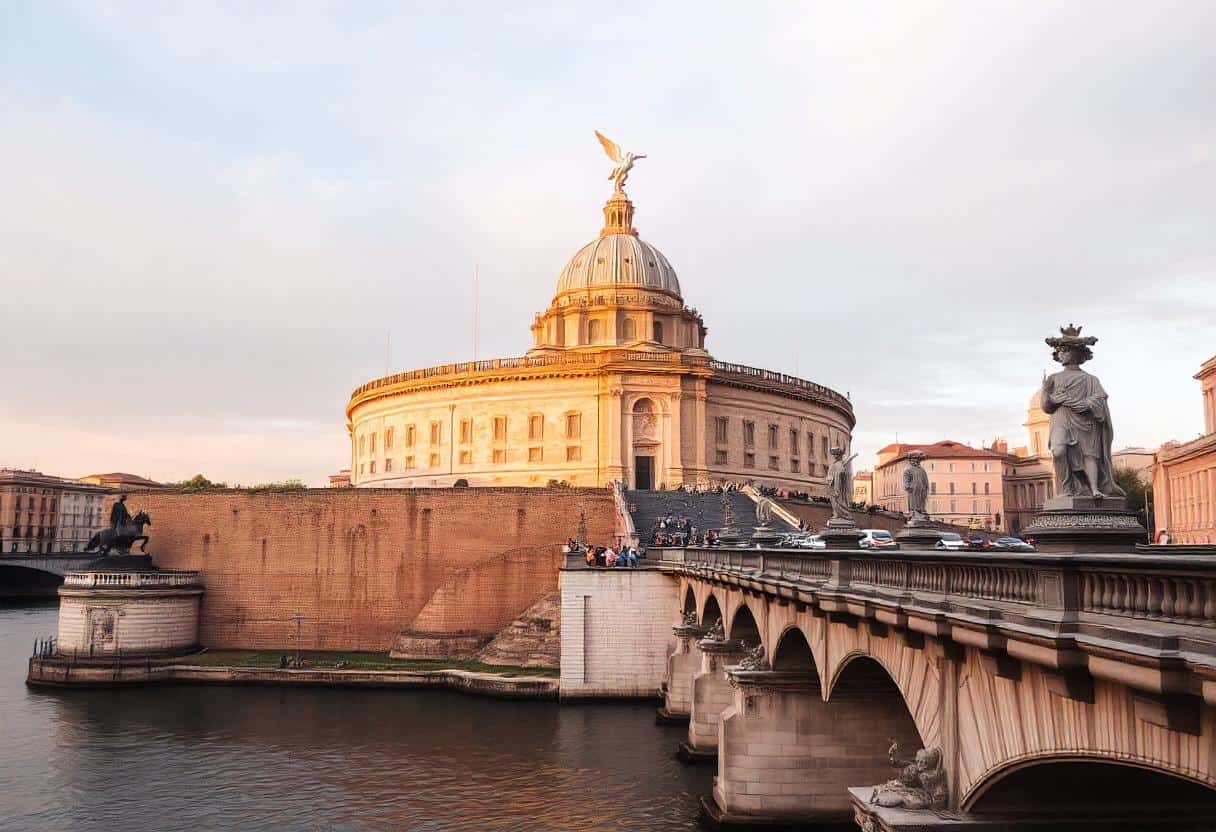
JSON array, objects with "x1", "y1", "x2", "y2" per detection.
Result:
[
  {"x1": 931, "y1": 482, "x2": 937, "y2": 494},
  {"x1": 566, "y1": 446, "x2": 582, "y2": 462},
  {"x1": 790, "y1": 429, "x2": 799, "y2": 455},
  {"x1": 949, "y1": 482, "x2": 956, "y2": 494},
  {"x1": 406, "y1": 425, "x2": 416, "y2": 447},
  {"x1": 790, "y1": 458, "x2": 800, "y2": 472},
  {"x1": 528, "y1": 446, "x2": 543, "y2": 463},
  {"x1": 529, "y1": 414, "x2": 544, "y2": 441},
  {"x1": 405, "y1": 456, "x2": 415, "y2": 469},
  {"x1": 459, "y1": 419, "x2": 472, "y2": 444},
  {"x1": 807, "y1": 431, "x2": 815, "y2": 457},
  {"x1": 385, "y1": 428, "x2": 394, "y2": 450},
  {"x1": 430, "y1": 422, "x2": 441, "y2": 446},
  {"x1": 370, "y1": 433, "x2": 377, "y2": 453},
  {"x1": 369, "y1": 461, "x2": 376, "y2": 474},
  {"x1": 972, "y1": 500, "x2": 978, "y2": 513},
  {"x1": 428, "y1": 452, "x2": 440, "y2": 468},
  {"x1": 459, "y1": 450, "x2": 472, "y2": 465},
  {"x1": 821, "y1": 436, "x2": 829, "y2": 458},
  {"x1": 971, "y1": 482, "x2": 977, "y2": 495},
  {"x1": 768, "y1": 424, "x2": 779, "y2": 450},
  {"x1": 715, "y1": 449, "x2": 727, "y2": 465},
  {"x1": 948, "y1": 462, "x2": 954, "y2": 472},
  {"x1": 744, "y1": 451, "x2": 755, "y2": 468},
  {"x1": 492, "y1": 449, "x2": 506, "y2": 464},
  {"x1": 743, "y1": 421, "x2": 755, "y2": 447},
  {"x1": 984, "y1": 482, "x2": 990, "y2": 495},
  {"x1": 565, "y1": 413, "x2": 581, "y2": 439},
  {"x1": 384, "y1": 458, "x2": 393, "y2": 473},
  {"x1": 715, "y1": 417, "x2": 728, "y2": 444},
  {"x1": 493, "y1": 416, "x2": 507, "y2": 442},
  {"x1": 950, "y1": 500, "x2": 957, "y2": 513},
  {"x1": 769, "y1": 455, "x2": 779, "y2": 470}
]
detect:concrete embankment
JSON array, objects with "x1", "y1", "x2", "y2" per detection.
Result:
[{"x1": 26, "y1": 659, "x2": 558, "y2": 699}]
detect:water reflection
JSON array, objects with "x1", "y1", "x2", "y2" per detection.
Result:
[{"x1": 1, "y1": 605, "x2": 711, "y2": 832}]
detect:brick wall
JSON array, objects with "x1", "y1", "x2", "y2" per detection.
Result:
[{"x1": 109, "y1": 488, "x2": 615, "y2": 652}]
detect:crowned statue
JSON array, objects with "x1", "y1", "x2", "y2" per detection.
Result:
[{"x1": 1040, "y1": 325, "x2": 1124, "y2": 501}]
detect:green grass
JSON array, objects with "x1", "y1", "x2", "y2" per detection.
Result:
[{"x1": 178, "y1": 649, "x2": 558, "y2": 677}]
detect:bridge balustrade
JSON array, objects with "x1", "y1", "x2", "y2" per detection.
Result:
[{"x1": 663, "y1": 546, "x2": 1216, "y2": 625}]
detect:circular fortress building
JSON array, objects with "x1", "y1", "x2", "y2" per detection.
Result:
[{"x1": 346, "y1": 171, "x2": 853, "y2": 491}]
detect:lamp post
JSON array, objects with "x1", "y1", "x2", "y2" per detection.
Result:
[{"x1": 290, "y1": 612, "x2": 305, "y2": 667}]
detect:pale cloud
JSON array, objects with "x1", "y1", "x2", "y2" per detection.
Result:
[{"x1": 1, "y1": 1, "x2": 1214, "y2": 484}]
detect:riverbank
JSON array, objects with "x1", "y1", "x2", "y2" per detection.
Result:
[{"x1": 26, "y1": 649, "x2": 559, "y2": 698}]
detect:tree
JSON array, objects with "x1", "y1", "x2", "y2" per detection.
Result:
[
  {"x1": 171, "y1": 474, "x2": 225, "y2": 490},
  {"x1": 1114, "y1": 466, "x2": 1153, "y2": 532}
]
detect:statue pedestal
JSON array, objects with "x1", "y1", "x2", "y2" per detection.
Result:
[
  {"x1": 54, "y1": 566, "x2": 204, "y2": 659},
  {"x1": 1022, "y1": 498, "x2": 1146, "y2": 553},
  {"x1": 823, "y1": 518, "x2": 863, "y2": 549},
  {"x1": 895, "y1": 526, "x2": 942, "y2": 550},
  {"x1": 750, "y1": 524, "x2": 782, "y2": 548}
]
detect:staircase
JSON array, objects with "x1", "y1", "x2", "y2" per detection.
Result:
[{"x1": 625, "y1": 489, "x2": 799, "y2": 543}]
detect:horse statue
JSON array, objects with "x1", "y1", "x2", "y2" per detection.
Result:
[{"x1": 84, "y1": 511, "x2": 152, "y2": 555}]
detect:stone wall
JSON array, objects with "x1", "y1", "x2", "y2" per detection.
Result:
[
  {"x1": 113, "y1": 488, "x2": 615, "y2": 653},
  {"x1": 57, "y1": 588, "x2": 202, "y2": 656},
  {"x1": 559, "y1": 567, "x2": 676, "y2": 698}
]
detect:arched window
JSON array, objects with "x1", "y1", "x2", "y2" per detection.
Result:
[
  {"x1": 588, "y1": 319, "x2": 601, "y2": 343},
  {"x1": 653, "y1": 320, "x2": 664, "y2": 344},
  {"x1": 622, "y1": 318, "x2": 636, "y2": 340}
]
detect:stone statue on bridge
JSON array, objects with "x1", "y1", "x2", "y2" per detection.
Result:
[
  {"x1": 826, "y1": 447, "x2": 858, "y2": 522},
  {"x1": 902, "y1": 451, "x2": 930, "y2": 525},
  {"x1": 870, "y1": 744, "x2": 948, "y2": 811},
  {"x1": 85, "y1": 495, "x2": 152, "y2": 556},
  {"x1": 1041, "y1": 325, "x2": 1124, "y2": 502}
]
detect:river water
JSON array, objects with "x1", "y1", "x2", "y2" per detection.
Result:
[{"x1": 0, "y1": 604, "x2": 712, "y2": 832}]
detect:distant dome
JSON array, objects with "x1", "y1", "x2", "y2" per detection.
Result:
[
  {"x1": 1029, "y1": 389, "x2": 1043, "y2": 411},
  {"x1": 555, "y1": 234, "x2": 682, "y2": 299}
]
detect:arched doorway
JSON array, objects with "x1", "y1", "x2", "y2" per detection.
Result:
[{"x1": 632, "y1": 398, "x2": 659, "y2": 490}]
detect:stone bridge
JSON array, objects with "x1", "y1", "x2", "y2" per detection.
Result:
[
  {"x1": 652, "y1": 545, "x2": 1216, "y2": 830},
  {"x1": 0, "y1": 553, "x2": 96, "y2": 578}
]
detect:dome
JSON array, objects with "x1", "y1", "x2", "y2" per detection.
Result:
[
  {"x1": 555, "y1": 234, "x2": 682, "y2": 299},
  {"x1": 1029, "y1": 389, "x2": 1043, "y2": 411}
]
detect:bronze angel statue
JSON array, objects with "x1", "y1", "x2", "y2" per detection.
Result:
[{"x1": 595, "y1": 130, "x2": 646, "y2": 193}]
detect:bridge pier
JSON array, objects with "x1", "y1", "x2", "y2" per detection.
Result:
[
  {"x1": 680, "y1": 635, "x2": 745, "y2": 762},
  {"x1": 658, "y1": 620, "x2": 705, "y2": 722}
]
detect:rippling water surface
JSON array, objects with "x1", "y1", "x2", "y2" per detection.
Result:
[{"x1": 0, "y1": 605, "x2": 711, "y2": 831}]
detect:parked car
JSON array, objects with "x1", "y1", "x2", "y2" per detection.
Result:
[
  {"x1": 804, "y1": 534, "x2": 826, "y2": 550},
  {"x1": 991, "y1": 536, "x2": 1035, "y2": 552},
  {"x1": 964, "y1": 533, "x2": 990, "y2": 551},
  {"x1": 859, "y1": 529, "x2": 897, "y2": 550},
  {"x1": 779, "y1": 532, "x2": 827, "y2": 550},
  {"x1": 935, "y1": 532, "x2": 967, "y2": 551}
]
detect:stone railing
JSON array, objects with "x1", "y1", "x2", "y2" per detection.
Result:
[
  {"x1": 63, "y1": 570, "x2": 202, "y2": 589},
  {"x1": 662, "y1": 546, "x2": 1216, "y2": 626}
]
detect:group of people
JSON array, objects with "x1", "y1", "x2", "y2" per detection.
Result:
[
  {"x1": 651, "y1": 514, "x2": 696, "y2": 547},
  {"x1": 564, "y1": 539, "x2": 643, "y2": 568}
]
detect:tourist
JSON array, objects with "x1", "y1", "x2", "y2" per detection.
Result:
[
  {"x1": 584, "y1": 548, "x2": 596, "y2": 567},
  {"x1": 625, "y1": 546, "x2": 639, "y2": 567},
  {"x1": 604, "y1": 547, "x2": 618, "y2": 567}
]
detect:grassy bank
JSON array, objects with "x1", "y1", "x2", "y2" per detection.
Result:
[{"x1": 180, "y1": 649, "x2": 558, "y2": 678}]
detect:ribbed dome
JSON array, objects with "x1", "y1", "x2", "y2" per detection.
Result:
[{"x1": 555, "y1": 234, "x2": 682, "y2": 299}]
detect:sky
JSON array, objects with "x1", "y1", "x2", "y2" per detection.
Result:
[{"x1": 2, "y1": 1, "x2": 1214, "y2": 486}]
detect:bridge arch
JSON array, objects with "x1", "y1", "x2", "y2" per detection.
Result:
[
  {"x1": 771, "y1": 625, "x2": 815, "y2": 672},
  {"x1": 0, "y1": 564, "x2": 65, "y2": 597},
  {"x1": 681, "y1": 585, "x2": 696, "y2": 616},
  {"x1": 700, "y1": 593, "x2": 723, "y2": 628},
  {"x1": 964, "y1": 755, "x2": 1216, "y2": 818},
  {"x1": 726, "y1": 601, "x2": 761, "y2": 646}
]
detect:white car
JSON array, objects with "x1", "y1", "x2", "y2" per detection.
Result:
[
  {"x1": 935, "y1": 532, "x2": 966, "y2": 551},
  {"x1": 859, "y1": 529, "x2": 897, "y2": 550}
]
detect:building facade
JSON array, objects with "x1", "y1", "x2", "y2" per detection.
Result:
[
  {"x1": 874, "y1": 441, "x2": 1005, "y2": 530},
  {"x1": 1152, "y1": 355, "x2": 1216, "y2": 544},
  {"x1": 852, "y1": 470, "x2": 873, "y2": 506},
  {"x1": 1000, "y1": 391, "x2": 1056, "y2": 535},
  {"x1": 0, "y1": 469, "x2": 108, "y2": 554},
  {"x1": 346, "y1": 187, "x2": 854, "y2": 490}
]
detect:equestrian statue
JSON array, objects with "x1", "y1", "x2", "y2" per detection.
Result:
[{"x1": 84, "y1": 494, "x2": 152, "y2": 555}]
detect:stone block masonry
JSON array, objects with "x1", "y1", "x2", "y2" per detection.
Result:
[
  {"x1": 559, "y1": 567, "x2": 677, "y2": 698},
  {"x1": 110, "y1": 488, "x2": 615, "y2": 654}
]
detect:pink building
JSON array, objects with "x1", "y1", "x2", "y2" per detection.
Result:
[
  {"x1": 1152, "y1": 355, "x2": 1216, "y2": 544},
  {"x1": 874, "y1": 441, "x2": 1005, "y2": 530}
]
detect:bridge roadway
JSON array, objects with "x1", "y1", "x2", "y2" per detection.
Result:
[{"x1": 654, "y1": 544, "x2": 1216, "y2": 830}]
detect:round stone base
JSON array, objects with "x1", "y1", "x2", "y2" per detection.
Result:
[{"x1": 57, "y1": 573, "x2": 203, "y2": 658}]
